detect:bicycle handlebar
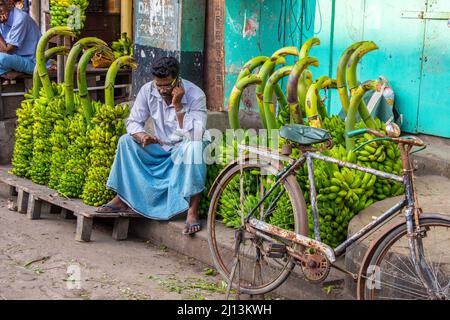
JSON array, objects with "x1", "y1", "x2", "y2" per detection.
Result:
[{"x1": 347, "y1": 128, "x2": 425, "y2": 147}]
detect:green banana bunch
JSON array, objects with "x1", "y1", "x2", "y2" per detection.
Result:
[
  {"x1": 29, "y1": 83, "x2": 66, "y2": 185},
  {"x1": 56, "y1": 112, "x2": 91, "y2": 197},
  {"x1": 50, "y1": 0, "x2": 88, "y2": 32},
  {"x1": 11, "y1": 92, "x2": 36, "y2": 177},
  {"x1": 322, "y1": 115, "x2": 346, "y2": 146},
  {"x1": 81, "y1": 102, "x2": 129, "y2": 206},
  {"x1": 111, "y1": 33, "x2": 134, "y2": 59}
]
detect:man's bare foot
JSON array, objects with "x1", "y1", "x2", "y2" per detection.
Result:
[
  {"x1": 95, "y1": 196, "x2": 129, "y2": 213},
  {"x1": 182, "y1": 208, "x2": 201, "y2": 235}
]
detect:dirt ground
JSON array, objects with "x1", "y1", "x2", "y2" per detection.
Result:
[{"x1": 0, "y1": 187, "x2": 280, "y2": 300}]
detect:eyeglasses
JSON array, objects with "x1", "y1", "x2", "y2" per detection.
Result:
[{"x1": 155, "y1": 78, "x2": 177, "y2": 90}]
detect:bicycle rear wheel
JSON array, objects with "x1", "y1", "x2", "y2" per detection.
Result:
[
  {"x1": 358, "y1": 215, "x2": 450, "y2": 300},
  {"x1": 207, "y1": 158, "x2": 308, "y2": 295}
]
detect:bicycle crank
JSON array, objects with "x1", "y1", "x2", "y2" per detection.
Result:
[{"x1": 299, "y1": 251, "x2": 331, "y2": 283}]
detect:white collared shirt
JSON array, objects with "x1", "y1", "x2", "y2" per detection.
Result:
[{"x1": 126, "y1": 79, "x2": 207, "y2": 151}]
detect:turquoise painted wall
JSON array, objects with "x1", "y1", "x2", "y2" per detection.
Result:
[
  {"x1": 312, "y1": 0, "x2": 450, "y2": 138},
  {"x1": 224, "y1": 0, "x2": 317, "y2": 112}
]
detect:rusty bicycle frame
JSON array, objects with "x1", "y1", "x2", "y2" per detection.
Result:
[{"x1": 236, "y1": 134, "x2": 440, "y2": 295}]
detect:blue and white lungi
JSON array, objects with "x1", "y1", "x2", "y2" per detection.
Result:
[{"x1": 106, "y1": 134, "x2": 207, "y2": 220}]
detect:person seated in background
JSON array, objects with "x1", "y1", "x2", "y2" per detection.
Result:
[
  {"x1": 0, "y1": 0, "x2": 41, "y2": 84},
  {"x1": 96, "y1": 57, "x2": 209, "y2": 236}
]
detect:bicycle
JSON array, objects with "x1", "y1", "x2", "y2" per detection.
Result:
[{"x1": 206, "y1": 123, "x2": 449, "y2": 300}]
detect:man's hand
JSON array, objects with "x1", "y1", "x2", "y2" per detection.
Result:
[
  {"x1": 132, "y1": 132, "x2": 160, "y2": 147},
  {"x1": 172, "y1": 85, "x2": 185, "y2": 108}
]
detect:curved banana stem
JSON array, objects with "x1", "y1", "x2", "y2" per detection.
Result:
[
  {"x1": 272, "y1": 46, "x2": 300, "y2": 58},
  {"x1": 297, "y1": 70, "x2": 313, "y2": 119},
  {"x1": 345, "y1": 80, "x2": 380, "y2": 151},
  {"x1": 36, "y1": 26, "x2": 76, "y2": 98},
  {"x1": 286, "y1": 57, "x2": 319, "y2": 124},
  {"x1": 263, "y1": 66, "x2": 294, "y2": 130},
  {"x1": 65, "y1": 37, "x2": 109, "y2": 114},
  {"x1": 305, "y1": 84, "x2": 324, "y2": 128},
  {"x1": 336, "y1": 41, "x2": 365, "y2": 114},
  {"x1": 299, "y1": 37, "x2": 321, "y2": 59},
  {"x1": 314, "y1": 76, "x2": 337, "y2": 119},
  {"x1": 105, "y1": 56, "x2": 138, "y2": 108},
  {"x1": 78, "y1": 46, "x2": 114, "y2": 125},
  {"x1": 228, "y1": 74, "x2": 263, "y2": 130},
  {"x1": 237, "y1": 56, "x2": 269, "y2": 81},
  {"x1": 255, "y1": 46, "x2": 300, "y2": 129},
  {"x1": 255, "y1": 56, "x2": 286, "y2": 129},
  {"x1": 33, "y1": 46, "x2": 69, "y2": 98},
  {"x1": 346, "y1": 41, "x2": 379, "y2": 129}
]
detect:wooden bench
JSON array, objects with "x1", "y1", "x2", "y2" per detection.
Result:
[{"x1": 0, "y1": 166, "x2": 142, "y2": 242}]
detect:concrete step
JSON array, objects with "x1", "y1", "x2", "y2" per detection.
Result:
[{"x1": 412, "y1": 134, "x2": 450, "y2": 179}]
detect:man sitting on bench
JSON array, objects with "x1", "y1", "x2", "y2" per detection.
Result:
[{"x1": 0, "y1": 0, "x2": 41, "y2": 84}]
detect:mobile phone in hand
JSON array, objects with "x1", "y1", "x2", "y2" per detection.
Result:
[{"x1": 177, "y1": 77, "x2": 183, "y2": 88}]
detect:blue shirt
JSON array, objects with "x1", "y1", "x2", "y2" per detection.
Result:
[
  {"x1": 0, "y1": 8, "x2": 41, "y2": 61},
  {"x1": 126, "y1": 79, "x2": 208, "y2": 151}
]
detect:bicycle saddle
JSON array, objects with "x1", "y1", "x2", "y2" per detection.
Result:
[{"x1": 279, "y1": 124, "x2": 332, "y2": 145}]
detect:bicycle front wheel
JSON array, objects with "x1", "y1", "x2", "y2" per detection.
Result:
[
  {"x1": 207, "y1": 158, "x2": 308, "y2": 295},
  {"x1": 359, "y1": 215, "x2": 450, "y2": 300}
]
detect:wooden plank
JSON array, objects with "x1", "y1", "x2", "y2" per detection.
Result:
[
  {"x1": 75, "y1": 215, "x2": 93, "y2": 242},
  {"x1": 17, "y1": 189, "x2": 29, "y2": 214},
  {"x1": 112, "y1": 218, "x2": 130, "y2": 241},
  {"x1": 0, "y1": 167, "x2": 141, "y2": 219},
  {"x1": 27, "y1": 194, "x2": 42, "y2": 220}
]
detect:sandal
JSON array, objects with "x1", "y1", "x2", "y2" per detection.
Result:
[
  {"x1": 182, "y1": 221, "x2": 202, "y2": 235},
  {"x1": 95, "y1": 203, "x2": 127, "y2": 213}
]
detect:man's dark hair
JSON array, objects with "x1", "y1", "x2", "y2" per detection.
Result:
[{"x1": 151, "y1": 56, "x2": 180, "y2": 79}]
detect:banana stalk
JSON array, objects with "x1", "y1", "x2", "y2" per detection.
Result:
[
  {"x1": 105, "y1": 56, "x2": 138, "y2": 107},
  {"x1": 297, "y1": 70, "x2": 313, "y2": 118},
  {"x1": 255, "y1": 46, "x2": 300, "y2": 129},
  {"x1": 237, "y1": 56, "x2": 269, "y2": 81},
  {"x1": 255, "y1": 56, "x2": 286, "y2": 129},
  {"x1": 36, "y1": 26, "x2": 76, "y2": 98},
  {"x1": 33, "y1": 46, "x2": 69, "y2": 98},
  {"x1": 65, "y1": 37, "x2": 108, "y2": 114},
  {"x1": 228, "y1": 75, "x2": 262, "y2": 130},
  {"x1": 336, "y1": 41, "x2": 364, "y2": 114},
  {"x1": 272, "y1": 46, "x2": 300, "y2": 58},
  {"x1": 263, "y1": 66, "x2": 294, "y2": 130},
  {"x1": 299, "y1": 37, "x2": 320, "y2": 59},
  {"x1": 345, "y1": 80, "x2": 380, "y2": 151},
  {"x1": 77, "y1": 46, "x2": 114, "y2": 125},
  {"x1": 313, "y1": 76, "x2": 337, "y2": 119},
  {"x1": 286, "y1": 57, "x2": 319, "y2": 124},
  {"x1": 346, "y1": 41, "x2": 379, "y2": 129},
  {"x1": 305, "y1": 84, "x2": 323, "y2": 128}
]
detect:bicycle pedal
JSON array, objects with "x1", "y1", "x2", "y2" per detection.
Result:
[{"x1": 267, "y1": 243, "x2": 287, "y2": 258}]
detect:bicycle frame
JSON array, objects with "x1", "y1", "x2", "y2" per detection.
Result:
[{"x1": 239, "y1": 143, "x2": 419, "y2": 264}]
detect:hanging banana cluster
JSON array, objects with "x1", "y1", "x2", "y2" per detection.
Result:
[
  {"x1": 111, "y1": 33, "x2": 134, "y2": 59},
  {"x1": 50, "y1": 0, "x2": 88, "y2": 33}
]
